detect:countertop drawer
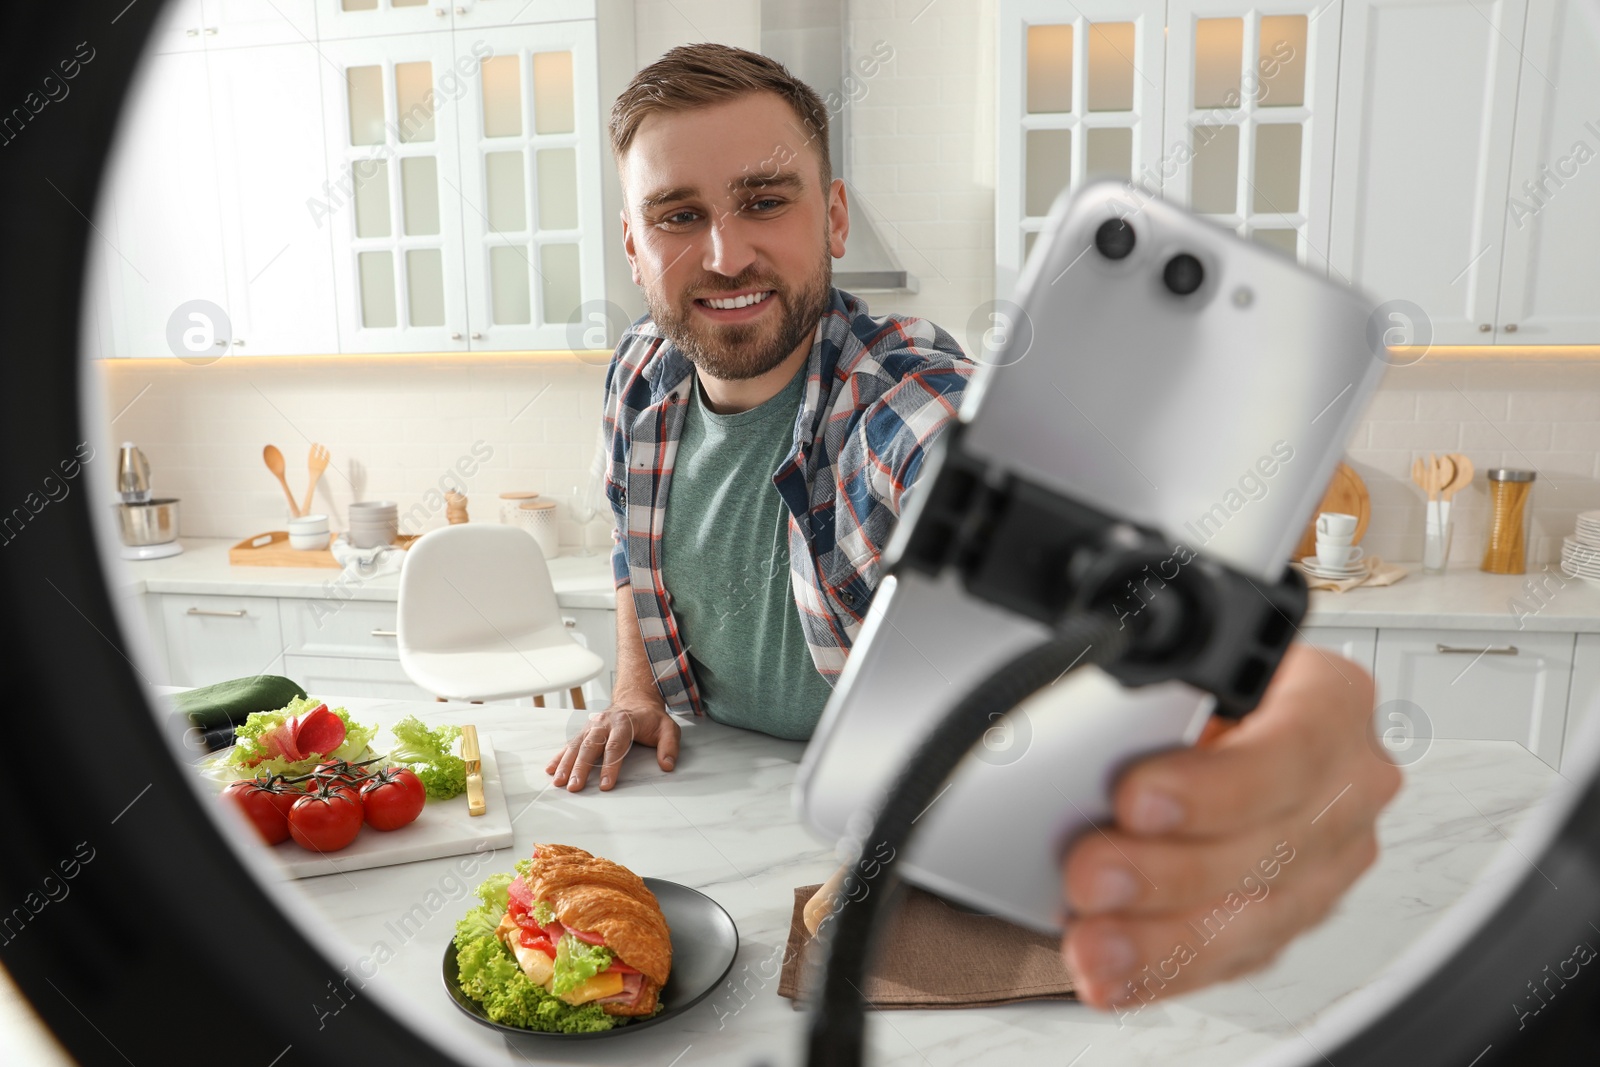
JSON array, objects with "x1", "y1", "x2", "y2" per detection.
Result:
[
  {"x1": 159, "y1": 593, "x2": 284, "y2": 687},
  {"x1": 1372, "y1": 628, "x2": 1575, "y2": 766},
  {"x1": 280, "y1": 598, "x2": 400, "y2": 659}
]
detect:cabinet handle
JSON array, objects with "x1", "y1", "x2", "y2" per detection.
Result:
[
  {"x1": 188, "y1": 607, "x2": 247, "y2": 618},
  {"x1": 1478, "y1": 323, "x2": 1492, "y2": 332},
  {"x1": 204, "y1": 26, "x2": 218, "y2": 35},
  {"x1": 371, "y1": 629, "x2": 398, "y2": 637},
  {"x1": 1435, "y1": 643, "x2": 1518, "y2": 656},
  {"x1": 471, "y1": 331, "x2": 483, "y2": 340},
  {"x1": 450, "y1": 332, "x2": 462, "y2": 340},
  {"x1": 186, "y1": 28, "x2": 200, "y2": 36},
  {"x1": 214, "y1": 339, "x2": 227, "y2": 347},
  {"x1": 456, "y1": 5, "x2": 466, "y2": 12},
  {"x1": 435, "y1": 6, "x2": 447, "y2": 14},
  {"x1": 233, "y1": 339, "x2": 244, "y2": 346},
  {"x1": 1504, "y1": 323, "x2": 1518, "y2": 333},
  {"x1": 563, "y1": 618, "x2": 576, "y2": 628}
]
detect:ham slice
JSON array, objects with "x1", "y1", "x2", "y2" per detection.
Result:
[{"x1": 595, "y1": 972, "x2": 644, "y2": 1006}]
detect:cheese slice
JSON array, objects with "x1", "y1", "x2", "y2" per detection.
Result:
[
  {"x1": 512, "y1": 944, "x2": 554, "y2": 987},
  {"x1": 556, "y1": 970, "x2": 625, "y2": 1006}
]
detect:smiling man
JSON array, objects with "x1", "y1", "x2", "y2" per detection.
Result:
[{"x1": 544, "y1": 42, "x2": 1400, "y2": 1010}]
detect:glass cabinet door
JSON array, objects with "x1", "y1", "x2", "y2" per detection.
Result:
[
  {"x1": 456, "y1": 20, "x2": 605, "y2": 350},
  {"x1": 1164, "y1": 0, "x2": 1340, "y2": 273},
  {"x1": 997, "y1": 0, "x2": 1165, "y2": 299},
  {"x1": 321, "y1": 31, "x2": 469, "y2": 352},
  {"x1": 316, "y1": 0, "x2": 454, "y2": 41}
]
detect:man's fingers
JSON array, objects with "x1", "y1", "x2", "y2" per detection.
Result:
[
  {"x1": 1113, "y1": 646, "x2": 1375, "y2": 838},
  {"x1": 1064, "y1": 830, "x2": 1379, "y2": 1009},
  {"x1": 598, "y1": 725, "x2": 635, "y2": 790},
  {"x1": 566, "y1": 725, "x2": 610, "y2": 792},
  {"x1": 1062, "y1": 826, "x2": 1301, "y2": 917},
  {"x1": 655, "y1": 716, "x2": 680, "y2": 770},
  {"x1": 549, "y1": 740, "x2": 580, "y2": 786}
]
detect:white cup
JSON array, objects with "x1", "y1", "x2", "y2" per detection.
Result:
[
  {"x1": 1316, "y1": 542, "x2": 1364, "y2": 569},
  {"x1": 1316, "y1": 512, "x2": 1359, "y2": 538},
  {"x1": 1317, "y1": 532, "x2": 1354, "y2": 548}
]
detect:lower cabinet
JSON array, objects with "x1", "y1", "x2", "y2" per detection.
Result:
[
  {"x1": 153, "y1": 592, "x2": 617, "y2": 709},
  {"x1": 1372, "y1": 628, "x2": 1574, "y2": 768},
  {"x1": 1299, "y1": 627, "x2": 1378, "y2": 676},
  {"x1": 159, "y1": 594, "x2": 284, "y2": 687}
]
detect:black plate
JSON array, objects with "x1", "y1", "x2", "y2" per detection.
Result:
[{"x1": 443, "y1": 877, "x2": 739, "y2": 1038}]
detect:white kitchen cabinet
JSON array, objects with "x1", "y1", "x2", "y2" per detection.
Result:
[
  {"x1": 1372, "y1": 627, "x2": 1574, "y2": 767},
  {"x1": 1163, "y1": 0, "x2": 1341, "y2": 272},
  {"x1": 455, "y1": 0, "x2": 595, "y2": 28},
  {"x1": 320, "y1": 31, "x2": 474, "y2": 352},
  {"x1": 1563, "y1": 633, "x2": 1600, "y2": 773},
  {"x1": 283, "y1": 653, "x2": 433, "y2": 701},
  {"x1": 209, "y1": 42, "x2": 341, "y2": 356},
  {"x1": 565, "y1": 607, "x2": 615, "y2": 705},
  {"x1": 144, "y1": 0, "x2": 210, "y2": 54},
  {"x1": 201, "y1": 0, "x2": 320, "y2": 49},
  {"x1": 1328, "y1": 0, "x2": 1526, "y2": 344},
  {"x1": 160, "y1": 594, "x2": 286, "y2": 687},
  {"x1": 280, "y1": 597, "x2": 403, "y2": 658},
  {"x1": 996, "y1": 0, "x2": 1167, "y2": 297},
  {"x1": 1298, "y1": 626, "x2": 1377, "y2": 678},
  {"x1": 456, "y1": 20, "x2": 606, "y2": 350},
  {"x1": 316, "y1": 0, "x2": 456, "y2": 41},
  {"x1": 102, "y1": 51, "x2": 232, "y2": 360},
  {"x1": 1493, "y1": 0, "x2": 1600, "y2": 345}
]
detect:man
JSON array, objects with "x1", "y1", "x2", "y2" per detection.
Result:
[{"x1": 545, "y1": 43, "x2": 1400, "y2": 1010}]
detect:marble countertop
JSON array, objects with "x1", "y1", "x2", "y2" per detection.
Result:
[
  {"x1": 1300, "y1": 562, "x2": 1600, "y2": 632},
  {"x1": 120, "y1": 540, "x2": 1600, "y2": 632},
  {"x1": 258, "y1": 697, "x2": 1566, "y2": 1066},
  {"x1": 113, "y1": 537, "x2": 618, "y2": 609}
]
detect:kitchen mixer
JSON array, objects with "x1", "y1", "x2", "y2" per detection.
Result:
[{"x1": 114, "y1": 442, "x2": 182, "y2": 560}]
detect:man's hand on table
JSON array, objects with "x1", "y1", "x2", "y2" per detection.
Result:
[
  {"x1": 1059, "y1": 642, "x2": 1403, "y2": 1009},
  {"x1": 545, "y1": 692, "x2": 679, "y2": 792}
]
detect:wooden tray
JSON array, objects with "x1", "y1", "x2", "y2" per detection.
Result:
[
  {"x1": 229, "y1": 530, "x2": 417, "y2": 569},
  {"x1": 1292, "y1": 462, "x2": 1370, "y2": 562}
]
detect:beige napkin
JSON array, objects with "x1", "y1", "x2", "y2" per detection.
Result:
[
  {"x1": 776, "y1": 883, "x2": 1076, "y2": 1009},
  {"x1": 1293, "y1": 555, "x2": 1409, "y2": 592}
]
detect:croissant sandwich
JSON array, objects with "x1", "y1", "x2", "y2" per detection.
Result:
[{"x1": 493, "y1": 843, "x2": 672, "y2": 1016}]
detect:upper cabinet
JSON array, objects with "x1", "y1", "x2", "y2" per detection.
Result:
[
  {"x1": 1493, "y1": 0, "x2": 1600, "y2": 344},
  {"x1": 92, "y1": 3, "x2": 607, "y2": 358},
  {"x1": 1329, "y1": 0, "x2": 1525, "y2": 345},
  {"x1": 1164, "y1": 0, "x2": 1341, "y2": 274},
  {"x1": 996, "y1": 0, "x2": 1166, "y2": 299},
  {"x1": 997, "y1": 0, "x2": 1600, "y2": 348},
  {"x1": 320, "y1": 20, "x2": 604, "y2": 352}
]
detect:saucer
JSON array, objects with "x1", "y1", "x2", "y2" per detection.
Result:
[{"x1": 1300, "y1": 556, "x2": 1366, "y2": 578}]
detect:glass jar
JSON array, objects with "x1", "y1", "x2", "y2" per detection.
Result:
[{"x1": 1481, "y1": 469, "x2": 1535, "y2": 574}]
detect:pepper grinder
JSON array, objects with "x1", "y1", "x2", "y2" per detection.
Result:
[{"x1": 1481, "y1": 469, "x2": 1536, "y2": 574}]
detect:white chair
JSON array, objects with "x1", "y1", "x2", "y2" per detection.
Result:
[{"x1": 397, "y1": 524, "x2": 605, "y2": 706}]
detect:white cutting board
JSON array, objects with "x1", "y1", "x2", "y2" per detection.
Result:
[{"x1": 271, "y1": 737, "x2": 514, "y2": 879}]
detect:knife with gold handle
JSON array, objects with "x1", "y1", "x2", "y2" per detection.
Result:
[{"x1": 460, "y1": 724, "x2": 485, "y2": 817}]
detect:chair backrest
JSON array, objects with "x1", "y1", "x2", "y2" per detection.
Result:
[{"x1": 397, "y1": 525, "x2": 563, "y2": 653}]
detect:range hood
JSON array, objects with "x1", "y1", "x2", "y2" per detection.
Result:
[{"x1": 760, "y1": 0, "x2": 919, "y2": 294}]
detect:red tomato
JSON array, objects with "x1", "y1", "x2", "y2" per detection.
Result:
[
  {"x1": 359, "y1": 767, "x2": 426, "y2": 831},
  {"x1": 517, "y1": 929, "x2": 557, "y2": 956},
  {"x1": 221, "y1": 778, "x2": 292, "y2": 845},
  {"x1": 288, "y1": 786, "x2": 363, "y2": 852}
]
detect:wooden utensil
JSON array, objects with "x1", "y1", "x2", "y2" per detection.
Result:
[
  {"x1": 1429, "y1": 453, "x2": 1454, "y2": 502},
  {"x1": 263, "y1": 444, "x2": 301, "y2": 518},
  {"x1": 1442, "y1": 453, "x2": 1474, "y2": 501},
  {"x1": 300, "y1": 443, "x2": 330, "y2": 516},
  {"x1": 1292, "y1": 462, "x2": 1371, "y2": 561},
  {"x1": 1411, "y1": 456, "x2": 1427, "y2": 495}
]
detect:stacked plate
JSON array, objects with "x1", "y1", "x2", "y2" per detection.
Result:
[
  {"x1": 1560, "y1": 510, "x2": 1600, "y2": 584},
  {"x1": 347, "y1": 500, "x2": 399, "y2": 549},
  {"x1": 1300, "y1": 555, "x2": 1368, "y2": 581}
]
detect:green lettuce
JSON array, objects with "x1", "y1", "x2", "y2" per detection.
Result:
[
  {"x1": 213, "y1": 698, "x2": 377, "y2": 781},
  {"x1": 532, "y1": 900, "x2": 555, "y2": 926},
  {"x1": 388, "y1": 715, "x2": 467, "y2": 799},
  {"x1": 551, "y1": 934, "x2": 613, "y2": 995}
]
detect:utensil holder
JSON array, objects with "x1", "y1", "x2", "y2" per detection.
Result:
[{"x1": 1422, "y1": 502, "x2": 1452, "y2": 574}]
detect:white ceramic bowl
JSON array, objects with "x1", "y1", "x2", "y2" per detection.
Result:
[
  {"x1": 289, "y1": 530, "x2": 331, "y2": 551},
  {"x1": 349, "y1": 500, "x2": 398, "y2": 515},
  {"x1": 288, "y1": 513, "x2": 330, "y2": 534}
]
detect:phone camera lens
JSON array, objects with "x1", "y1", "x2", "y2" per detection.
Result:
[
  {"x1": 1094, "y1": 218, "x2": 1135, "y2": 260},
  {"x1": 1163, "y1": 253, "x2": 1204, "y2": 295}
]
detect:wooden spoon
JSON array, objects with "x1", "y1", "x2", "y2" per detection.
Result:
[
  {"x1": 263, "y1": 444, "x2": 301, "y2": 518},
  {"x1": 301, "y1": 443, "x2": 330, "y2": 516},
  {"x1": 1442, "y1": 453, "x2": 1474, "y2": 501},
  {"x1": 1429, "y1": 452, "x2": 1455, "y2": 502},
  {"x1": 1411, "y1": 456, "x2": 1428, "y2": 495}
]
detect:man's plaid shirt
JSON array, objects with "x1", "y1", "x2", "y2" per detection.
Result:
[{"x1": 603, "y1": 287, "x2": 972, "y2": 716}]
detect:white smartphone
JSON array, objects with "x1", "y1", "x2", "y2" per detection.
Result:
[{"x1": 795, "y1": 180, "x2": 1385, "y2": 932}]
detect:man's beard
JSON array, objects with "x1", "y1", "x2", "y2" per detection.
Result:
[{"x1": 644, "y1": 247, "x2": 832, "y2": 382}]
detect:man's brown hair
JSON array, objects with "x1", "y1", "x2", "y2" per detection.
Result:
[{"x1": 609, "y1": 43, "x2": 831, "y2": 183}]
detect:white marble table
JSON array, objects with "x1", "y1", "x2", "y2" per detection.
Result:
[{"x1": 263, "y1": 697, "x2": 1565, "y2": 1067}]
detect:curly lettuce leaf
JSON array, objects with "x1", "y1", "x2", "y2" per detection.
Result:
[
  {"x1": 210, "y1": 698, "x2": 376, "y2": 782},
  {"x1": 532, "y1": 900, "x2": 555, "y2": 926},
  {"x1": 551, "y1": 934, "x2": 613, "y2": 996},
  {"x1": 388, "y1": 715, "x2": 467, "y2": 800}
]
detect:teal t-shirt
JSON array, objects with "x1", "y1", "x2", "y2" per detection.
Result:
[{"x1": 658, "y1": 365, "x2": 835, "y2": 740}]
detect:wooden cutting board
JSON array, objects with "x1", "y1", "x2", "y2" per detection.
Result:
[{"x1": 1292, "y1": 462, "x2": 1370, "y2": 562}]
